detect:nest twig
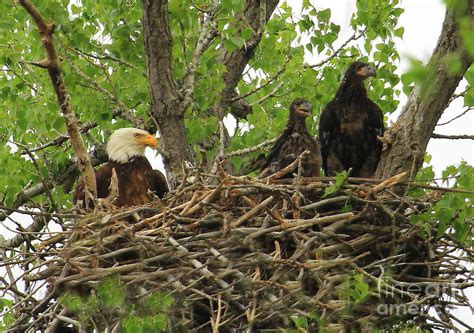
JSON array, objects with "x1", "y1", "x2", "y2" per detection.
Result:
[{"x1": 2, "y1": 171, "x2": 473, "y2": 332}]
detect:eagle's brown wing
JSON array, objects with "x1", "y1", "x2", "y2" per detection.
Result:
[
  {"x1": 151, "y1": 169, "x2": 168, "y2": 198},
  {"x1": 73, "y1": 163, "x2": 113, "y2": 206},
  {"x1": 260, "y1": 132, "x2": 321, "y2": 178}
]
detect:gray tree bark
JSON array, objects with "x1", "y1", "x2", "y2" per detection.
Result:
[{"x1": 141, "y1": 0, "x2": 193, "y2": 188}]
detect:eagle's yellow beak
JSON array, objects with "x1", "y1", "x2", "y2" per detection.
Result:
[{"x1": 136, "y1": 134, "x2": 158, "y2": 148}]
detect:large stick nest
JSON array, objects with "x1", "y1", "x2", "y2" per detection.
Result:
[{"x1": 7, "y1": 170, "x2": 474, "y2": 332}]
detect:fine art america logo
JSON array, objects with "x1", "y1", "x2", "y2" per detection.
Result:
[{"x1": 374, "y1": 281, "x2": 454, "y2": 316}]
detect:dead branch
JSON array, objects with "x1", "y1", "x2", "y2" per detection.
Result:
[
  {"x1": 221, "y1": 137, "x2": 277, "y2": 159},
  {"x1": 431, "y1": 133, "x2": 474, "y2": 140},
  {"x1": 436, "y1": 106, "x2": 473, "y2": 126}
]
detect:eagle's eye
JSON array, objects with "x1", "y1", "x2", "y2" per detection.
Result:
[{"x1": 134, "y1": 133, "x2": 141, "y2": 138}]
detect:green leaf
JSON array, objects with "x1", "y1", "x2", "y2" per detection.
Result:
[
  {"x1": 394, "y1": 27, "x2": 404, "y2": 38},
  {"x1": 291, "y1": 315, "x2": 308, "y2": 329},
  {"x1": 147, "y1": 293, "x2": 173, "y2": 312},
  {"x1": 241, "y1": 28, "x2": 254, "y2": 41},
  {"x1": 97, "y1": 276, "x2": 125, "y2": 310},
  {"x1": 122, "y1": 316, "x2": 143, "y2": 333},
  {"x1": 324, "y1": 170, "x2": 348, "y2": 197},
  {"x1": 318, "y1": 8, "x2": 331, "y2": 22},
  {"x1": 0, "y1": 298, "x2": 13, "y2": 312},
  {"x1": 228, "y1": 36, "x2": 245, "y2": 48}
]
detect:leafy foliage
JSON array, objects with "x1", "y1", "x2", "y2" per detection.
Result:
[
  {"x1": 0, "y1": 0, "x2": 406, "y2": 205},
  {"x1": 289, "y1": 310, "x2": 325, "y2": 332},
  {"x1": 323, "y1": 169, "x2": 349, "y2": 197},
  {"x1": 0, "y1": 0, "x2": 472, "y2": 330},
  {"x1": 410, "y1": 162, "x2": 473, "y2": 246},
  {"x1": 60, "y1": 276, "x2": 172, "y2": 332},
  {"x1": 341, "y1": 273, "x2": 371, "y2": 305},
  {"x1": 0, "y1": 298, "x2": 15, "y2": 331}
]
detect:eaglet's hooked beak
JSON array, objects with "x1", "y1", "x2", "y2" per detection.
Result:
[
  {"x1": 296, "y1": 101, "x2": 313, "y2": 117},
  {"x1": 356, "y1": 65, "x2": 376, "y2": 78}
]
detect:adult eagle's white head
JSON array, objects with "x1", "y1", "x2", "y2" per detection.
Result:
[{"x1": 106, "y1": 128, "x2": 158, "y2": 163}]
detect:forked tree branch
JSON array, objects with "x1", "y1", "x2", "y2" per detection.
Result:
[
  {"x1": 19, "y1": 0, "x2": 97, "y2": 206},
  {"x1": 229, "y1": 56, "x2": 291, "y2": 102}
]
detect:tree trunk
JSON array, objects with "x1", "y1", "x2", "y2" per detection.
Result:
[
  {"x1": 142, "y1": 0, "x2": 281, "y2": 186},
  {"x1": 376, "y1": 7, "x2": 473, "y2": 180},
  {"x1": 142, "y1": 0, "x2": 193, "y2": 188}
]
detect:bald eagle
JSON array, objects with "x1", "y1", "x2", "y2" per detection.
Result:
[
  {"x1": 260, "y1": 98, "x2": 322, "y2": 178},
  {"x1": 318, "y1": 61, "x2": 384, "y2": 177},
  {"x1": 73, "y1": 128, "x2": 168, "y2": 208}
]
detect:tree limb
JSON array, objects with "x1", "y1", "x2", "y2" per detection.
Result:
[
  {"x1": 218, "y1": 0, "x2": 280, "y2": 107},
  {"x1": 436, "y1": 106, "x2": 472, "y2": 126},
  {"x1": 0, "y1": 146, "x2": 107, "y2": 223},
  {"x1": 181, "y1": 3, "x2": 218, "y2": 111},
  {"x1": 431, "y1": 133, "x2": 474, "y2": 140},
  {"x1": 229, "y1": 56, "x2": 290, "y2": 102},
  {"x1": 69, "y1": 47, "x2": 137, "y2": 68},
  {"x1": 19, "y1": 0, "x2": 97, "y2": 206},
  {"x1": 376, "y1": 6, "x2": 473, "y2": 180},
  {"x1": 222, "y1": 137, "x2": 277, "y2": 159},
  {"x1": 304, "y1": 29, "x2": 367, "y2": 69},
  {"x1": 21, "y1": 121, "x2": 96, "y2": 155}
]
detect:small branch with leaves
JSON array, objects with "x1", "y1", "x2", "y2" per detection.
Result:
[
  {"x1": 67, "y1": 60, "x2": 143, "y2": 128},
  {"x1": 304, "y1": 29, "x2": 367, "y2": 69}
]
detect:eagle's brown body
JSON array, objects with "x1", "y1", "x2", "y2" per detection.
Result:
[
  {"x1": 260, "y1": 98, "x2": 321, "y2": 178},
  {"x1": 73, "y1": 156, "x2": 168, "y2": 207},
  {"x1": 319, "y1": 61, "x2": 384, "y2": 177},
  {"x1": 73, "y1": 128, "x2": 168, "y2": 208}
]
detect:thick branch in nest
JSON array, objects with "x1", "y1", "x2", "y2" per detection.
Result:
[{"x1": 4, "y1": 173, "x2": 473, "y2": 331}]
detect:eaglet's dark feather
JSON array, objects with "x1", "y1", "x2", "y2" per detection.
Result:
[
  {"x1": 319, "y1": 61, "x2": 384, "y2": 178},
  {"x1": 260, "y1": 98, "x2": 321, "y2": 178}
]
